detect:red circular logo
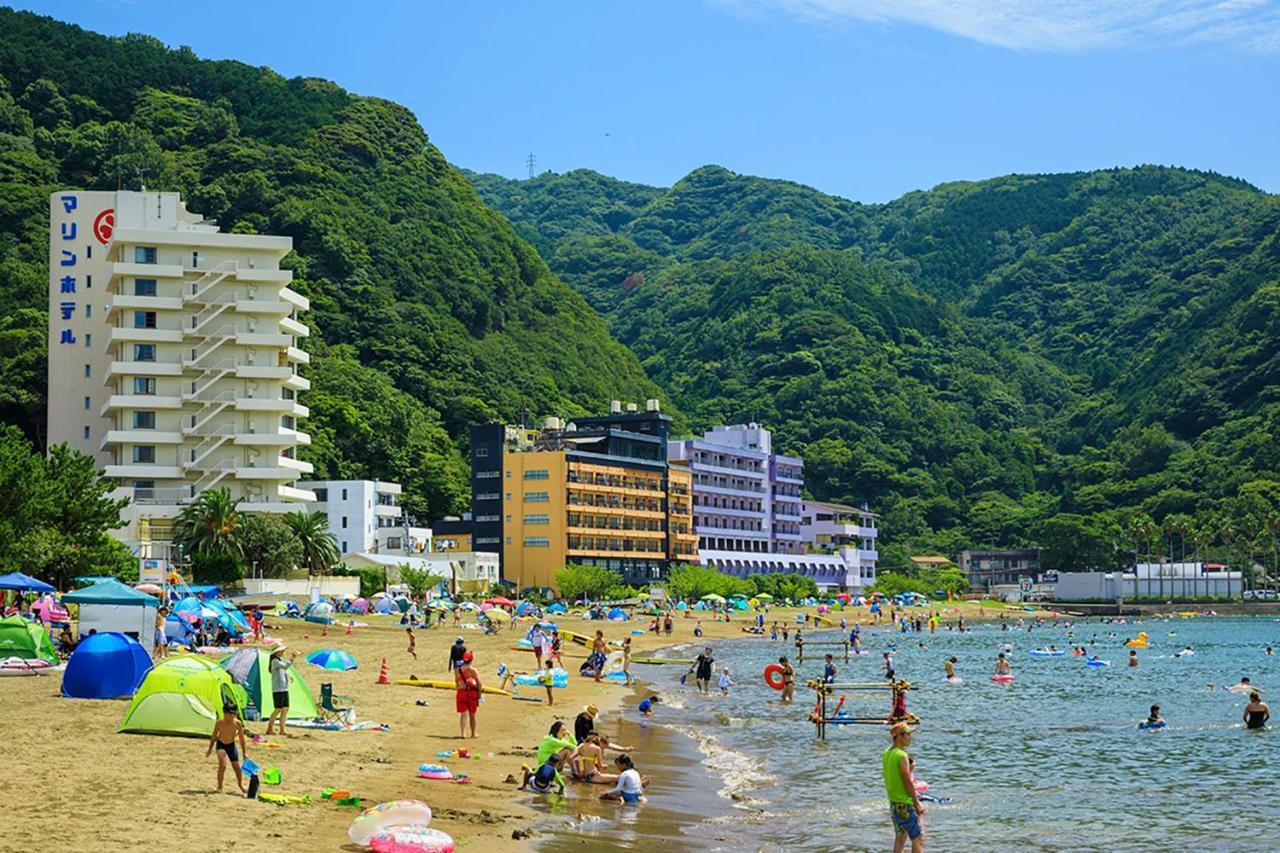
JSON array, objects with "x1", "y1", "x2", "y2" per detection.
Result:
[{"x1": 92, "y1": 208, "x2": 114, "y2": 245}]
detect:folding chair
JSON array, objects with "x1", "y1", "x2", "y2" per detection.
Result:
[{"x1": 319, "y1": 682, "x2": 355, "y2": 723}]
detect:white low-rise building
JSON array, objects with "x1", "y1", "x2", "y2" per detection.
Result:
[
  {"x1": 800, "y1": 500, "x2": 879, "y2": 582},
  {"x1": 299, "y1": 479, "x2": 431, "y2": 557},
  {"x1": 342, "y1": 550, "x2": 501, "y2": 595}
]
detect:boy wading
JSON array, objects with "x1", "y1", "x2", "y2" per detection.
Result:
[{"x1": 883, "y1": 721, "x2": 925, "y2": 852}]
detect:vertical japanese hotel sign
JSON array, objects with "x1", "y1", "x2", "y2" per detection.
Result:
[{"x1": 47, "y1": 190, "x2": 115, "y2": 456}]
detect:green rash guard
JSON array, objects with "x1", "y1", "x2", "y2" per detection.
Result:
[
  {"x1": 882, "y1": 746, "x2": 914, "y2": 804},
  {"x1": 536, "y1": 734, "x2": 578, "y2": 765}
]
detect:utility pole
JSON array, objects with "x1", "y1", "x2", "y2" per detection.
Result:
[{"x1": 526, "y1": 152, "x2": 536, "y2": 178}]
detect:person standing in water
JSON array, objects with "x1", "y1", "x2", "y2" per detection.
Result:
[
  {"x1": 1244, "y1": 692, "x2": 1270, "y2": 729},
  {"x1": 1129, "y1": 650, "x2": 1139, "y2": 668},
  {"x1": 944, "y1": 657, "x2": 957, "y2": 681},
  {"x1": 994, "y1": 653, "x2": 1012, "y2": 676},
  {"x1": 883, "y1": 721, "x2": 925, "y2": 852},
  {"x1": 779, "y1": 655, "x2": 796, "y2": 704}
]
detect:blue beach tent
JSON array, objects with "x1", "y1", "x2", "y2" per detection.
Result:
[
  {"x1": 62, "y1": 631, "x2": 153, "y2": 699},
  {"x1": 0, "y1": 571, "x2": 56, "y2": 593}
]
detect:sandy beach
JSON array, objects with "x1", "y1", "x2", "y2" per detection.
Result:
[{"x1": 0, "y1": 601, "x2": 1010, "y2": 852}]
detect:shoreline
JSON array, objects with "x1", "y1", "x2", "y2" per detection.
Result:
[{"x1": 1, "y1": 601, "x2": 1033, "y2": 852}]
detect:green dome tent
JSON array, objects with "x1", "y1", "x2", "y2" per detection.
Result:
[
  {"x1": 118, "y1": 655, "x2": 246, "y2": 737},
  {"x1": 0, "y1": 615, "x2": 56, "y2": 664},
  {"x1": 220, "y1": 648, "x2": 318, "y2": 721}
]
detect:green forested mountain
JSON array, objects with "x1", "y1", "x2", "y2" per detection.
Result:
[
  {"x1": 469, "y1": 166, "x2": 1280, "y2": 570},
  {"x1": 0, "y1": 8, "x2": 671, "y2": 519}
]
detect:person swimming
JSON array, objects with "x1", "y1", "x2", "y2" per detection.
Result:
[
  {"x1": 994, "y1": 653, "x2": 1012, "y2": 676},
  {"x1": 1146, "y1": 704, "x2": 1164, "y2": 725}
]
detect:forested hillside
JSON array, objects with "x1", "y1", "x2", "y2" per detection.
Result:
[
  {"x1": 470, "y1": 166, "x2": 1280, "y2": 571},
  {"x1": 0, "y1": 8, "x2": 671, "y2": 519}
]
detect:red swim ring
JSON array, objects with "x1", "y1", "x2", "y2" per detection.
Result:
[{"x1": 763, "y1": 663, "x2": 786, "y2": 690}]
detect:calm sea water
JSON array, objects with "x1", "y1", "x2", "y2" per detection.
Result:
[{"x1": 549, "y1": 616, "x2": 1280, "y2": 852}]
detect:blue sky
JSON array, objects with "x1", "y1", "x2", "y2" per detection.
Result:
[{"x1": 16, "y1": 0, "x2": 1280, "y2": 201}]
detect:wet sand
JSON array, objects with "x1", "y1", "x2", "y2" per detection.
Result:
[{"x1": 0, "y1": 601, "x2": 1012, "y2": 851}]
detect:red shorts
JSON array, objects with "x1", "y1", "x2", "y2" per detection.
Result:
[{"x1": 456, "y1": 689, "x2": 480, "y2": 714}]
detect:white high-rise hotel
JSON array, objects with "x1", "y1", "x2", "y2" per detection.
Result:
[{"x1": 47, "y1": 190, "x2": 315, "y2": 560}]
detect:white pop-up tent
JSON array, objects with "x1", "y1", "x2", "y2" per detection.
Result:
[{"x1": 63, "y1": 579, "x2": 159, "y2": 650}]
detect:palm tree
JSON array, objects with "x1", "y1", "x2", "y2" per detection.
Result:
[
  {"x1": 283, "y1": 510, "x2": 340, "y2": 575},
  {"x1": 174, "y1": 488, "x2": 244, "y2": 559},
  {"x1": 1163, "y1": 514, "x2": 1194, "y2": 600}
]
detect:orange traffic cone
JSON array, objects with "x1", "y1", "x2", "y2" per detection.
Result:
[{"x1": 377, "y1": 657, "x2": 389, "y2": 685}]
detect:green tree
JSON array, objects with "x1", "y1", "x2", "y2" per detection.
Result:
[
  {"x1": 555, "y1": 563, "x2": 625, "y2": 601},
  {"x1": 398, "y1": 564, "x2": 444, "y2": 600},
  {"x1": 238, "y1": 513, "x2": 304, "y2": 579},
  {"x1": 173, "y1": 489, "x2": 244, "y2": 559},
  {"x1": 283, "y1": 510, "x2": 340, "y2": 574}
]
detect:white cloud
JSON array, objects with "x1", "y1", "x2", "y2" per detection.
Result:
[{"x1": 718, "y1": 0, "x2": 1280, "y2": 52}]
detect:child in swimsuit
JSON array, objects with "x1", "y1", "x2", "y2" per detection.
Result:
[
  {"x1": 206, "y1": 703, "x2": 248, "y2": 793},
  {"x1": 522, "y1": 753, "x2": 566, "y2": 795}
]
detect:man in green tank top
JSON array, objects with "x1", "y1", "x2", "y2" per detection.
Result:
[{"x1": 883, "y1": 721, "x2": 925, "y2": 852}]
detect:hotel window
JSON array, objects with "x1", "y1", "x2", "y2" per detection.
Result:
[
  {"x1": 83, "y1": 396, "x2": 90, "y2": 410},
  {"x1": 474, "y1": 447, "x2": 488, "y2": 458},
  {"x1": 133, "y1": 377, "x2": 156, "y2": 395},
  {"x1": 84, "y1": 364, "x2": 91, "y2": 378},
  {"x1": 134, "y1": 311, "x2": 157, "y2": 329},
  {"x1": 341, "y1": 516, "x2": 348, "y2": 529},
  {"x1": 85, "y1": 304, "x2": 92, "y2": 318},
  {"x1": 83, "y1": 426, "x2": 90, "y2": 440},
  {"x1": 86, "y1": 274, "x2": 92, "y2": 289},
  {"x1": 132, "y1": 445, "x2": 156, "y2": 463},
  {"x1": 524, "y1": 537, "x2": 550, "y2": 547},
  {"x1": 134, "y1": 344, "x2": 156, "y2": 361},
  {"x1": 341, "y1": 541, "x2": 347, "y2": 554},
  {"x1": 523, "y1": 469, "x2": 549, "y2": 480},
  {"x1": 134, "y1": 279, "x2": 157, "y2": 296},
  {"x1": 475, "y1": 492, "x2": 499, "y2": 501},
  {"x1": 524, "y1": 491, "x2": 549, "y2": 503},
  {"x1": 84, "y1": 333, "x2": 91, "y2": 347},
  {"x1": 476, "y1": 537, "x2": 499, "y2": 545},
  {"x1": 342, "y1": 488, "x2": 348, "y2": 500},
  {"x1": 282, "y1": 415, "x2": 295, "y2": 429},
  {"x1": 475, "y1": 470, "x2": 500, "y2": 479},
  {"x1": 477, "y1": 515, "x2": 500, "y2": 523},
  {"x1": 133, "y1": 411, "x2": 156, "y2": 429},
  {"x1": 135, "y1": 246, "x2": 157, "y2": 264},
  {"x1": 314, "y1": 488, "x2": 328, "y2": 501},
  {"x1": 524, "y1": 514, "x2": 549, "y2": 525}
]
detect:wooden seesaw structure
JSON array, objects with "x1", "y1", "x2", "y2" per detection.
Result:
[
  {"x1": 794, "y1": 637, "x2": 852, "y2": 662},
  {"x1": 804, "y1": 678, "x2": 918, "y2": 741}
]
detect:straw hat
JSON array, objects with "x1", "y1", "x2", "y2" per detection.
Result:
[
  {"x1": 583, "y1": 704, "x2": 599, "y2": 717},
  {"x1": 270, "y1": 643, "x2": 288, "y2": 656}
]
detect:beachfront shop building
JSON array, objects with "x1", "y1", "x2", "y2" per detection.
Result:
[
  {"x1": 671, "y1": 424, "x2": 877, "y2": 592},
  {"x1": 1055, "y1": 564, "x2": 1243, "y2": 601},
  {"x1": 47, "y1": 190, "x2": 315, "y2": 565},
  {"x1": 957, "y1": 548, "x2": 1042, "y2": 590},
  {"x1": 466, "y1": 401, "x2": 698, "y2": 592}
]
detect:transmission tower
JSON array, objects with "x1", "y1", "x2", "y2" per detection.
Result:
[{"x1": 526, "y1": 152, "x2": 536, "y2": 178}]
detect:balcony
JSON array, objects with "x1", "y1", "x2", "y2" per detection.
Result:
[
  {"x1": 106, "y1": 361, "x2": 183, "y2": 379},
  {"x1": 695, "y1": 482, "x2": 764, "y2": 498},
  {"x1": 374, "y1": 504, "x2": 402, "y2": 518},
  {"x1": 108, "y1": 295, "x2": 183, "y2": 313},
  {"x1": 279, "y1": 287, "x2": 310, "y2": 311},
  {"x1": 105, "y1": 464, "x2": 184, "y2": 480},
  {"x1": 278, "y1": 316, "x2": 309, "y2": 337},
  {"x1": 277, "y1": 484, "x2": 318, "y2": 502},
  {"x1": 103, "y1": 430, "x2": 183, "y2": 447},
  {"x1": 691, "y1": 459, "x2": 766, "y2": 479},
  {"x1": 108, "y1": 327, "x2": 184, "y2": 345},
  {"x1": 694, "y1": 504, "x2": 764, "y2": 519},
  {"x1": 101, "y1": 395, "x2": 183, "y2": 416},
  {"x1": 695, "y1": 523, "x2": 769, "y2": 538},
  {"x1": 111, "y1": 261, "x2": 185, "y2": 281},
  {"x1": 285, "y1": 345, "x2": 310, "y2": 365}
]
